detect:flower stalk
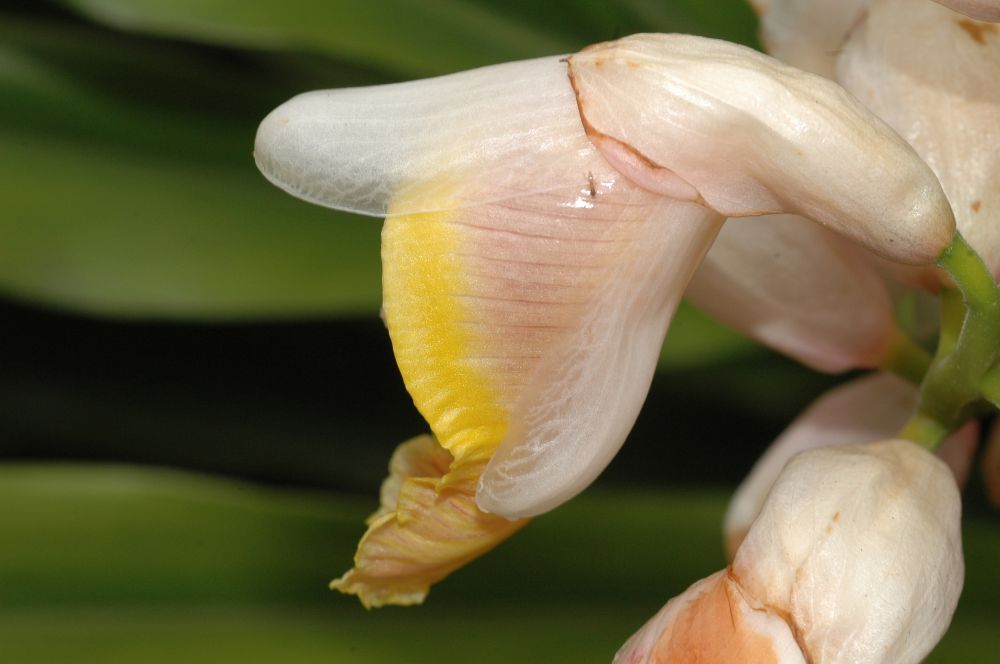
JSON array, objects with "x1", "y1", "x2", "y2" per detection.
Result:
[{"x1": 903, "y1": 233, "x2": 1000, "y2": 448}]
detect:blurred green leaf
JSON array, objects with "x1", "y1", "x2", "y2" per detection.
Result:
[
  {"x1": 0, "y1": 464, "x2": 995, "y2": 662},
  {"x1": 57, "y1": 0, "x2": 758, "y2": 77},
  {"x1": 0, "y1": 15, "x2": 384, "y2": 319}
]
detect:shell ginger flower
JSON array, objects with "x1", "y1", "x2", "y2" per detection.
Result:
[{"x1": 254, "y1": 33, "x2": 955, "y2": 607}]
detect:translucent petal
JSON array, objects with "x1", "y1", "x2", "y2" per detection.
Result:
[
  {"x1": 723, "y1": 373, "x2": 978, "y2": 557},
  {"x1": 838, "y1": 0, "x2": 1000, "y2": 278},
  {"x1": 255, "y1": 56, "x2": 592, "y2": 218},
  {"x1": 933, "y1": 0, "x2": 1000, "y2": 21},
  {"x1": 751, "y1": 0, "x2": 870, "y2": 77},
  {"x1": 567, "y1": 33, "x2": 955, "y2": 265},
  {"x1": 734, "y1": 440, "x2": 964, "y2": 664},
  {"x1": 686, "y1": 214, "x2": 895, "y2": 373}
]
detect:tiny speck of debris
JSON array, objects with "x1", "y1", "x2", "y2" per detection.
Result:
[
  {"x1": 586, "y1": 172, "x2": 597, "y2": 197},
  {"x1": 972, "y1": 200, "x2": 982, "y2": 213}
]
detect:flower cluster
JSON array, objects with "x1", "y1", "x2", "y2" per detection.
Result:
[{"x1": 254, "y1": 0, "x2": 1000, "y2": 660}]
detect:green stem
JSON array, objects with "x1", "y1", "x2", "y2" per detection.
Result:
[
  {"x1": 900, "y1": 233, "x2": 1000, "y2": 448},
  {"x1": 879, "y1": 329, "x2": 932, "y2": 385},
  {"x1": 981, "y1": 366, "x2": 1000, "y2": 409}
]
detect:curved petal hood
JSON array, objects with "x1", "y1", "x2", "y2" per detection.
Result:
[{"x1": 567, "y1": 33, "x2": 955, "y2": 265}]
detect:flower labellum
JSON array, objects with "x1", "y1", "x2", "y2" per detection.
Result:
[
  {"x1": 617, "y1": 440, "x2": 964, "y2": 664},
  {"x1": 255, "y1": 33, "x2": 959, "y2": 605}
]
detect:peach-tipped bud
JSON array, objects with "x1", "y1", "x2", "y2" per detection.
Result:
[{"x1": 619, "y1": 439, "x2": 964, "y2": 664}]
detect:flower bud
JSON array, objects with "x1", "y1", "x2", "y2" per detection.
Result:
[
  {"x1": 723, "y1": 373, "x2": 979, "y2": 557},
  {"x1": 619, "y1": 439, "x2": 964, "y2": 664}
]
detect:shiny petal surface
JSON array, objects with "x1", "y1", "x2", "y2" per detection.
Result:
[
  {"x1": 838, "y1": 0, "x2": 1000, "y2": 278},
  {"x1": 723, "y1": 373, "x2": 979, "y2": 557},
  {"x1": 933, "y1": 0, "x2": 1000, "y2": 21},
  {"x1": 614, "y1": 570, "x2": 806, "y2": 664},
  {"x1": 751, "y1": 0, "x2": 870, "y2": 77},
  {"x1": 567, "y1": 33, "x2": 955, "y2": 265},
  {"x1": 686, "y1": 214, "x2": 895, "y2": 373},
  {"x1": 734, "y1": 439, "x2": 964, "y2": 664}
]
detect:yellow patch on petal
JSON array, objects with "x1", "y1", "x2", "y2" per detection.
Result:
[
  {"x1": 333, "y1": 194, "x2": 529, "y2": 607},
  {"x1": 381, "y1": 203, "x2": 509, "y2": 476}
]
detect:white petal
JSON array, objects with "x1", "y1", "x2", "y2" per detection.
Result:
[
  {"x1": 753, "y1": 0, "x2": 870, "y2": 77},
  {"x1": 838, "y1": 0, "x2": 1000, "y2": 278},
  {"x1": 686, "y1": 214, "x2": 895, "y2": 373},
  {"x1": 476, "y1": 200, "x2": 722, "y2": 518},
  {"x1": 255, "y1": 56, "x2": 591, "y2": 217},
  {"x1": 567, "y1": 33, "x2": 955, "y2": 265},
  {"x1": 734, "y1": 439, "x2": 964, "y2": 664},
  {"x1": 933, "y1": 0, "x2": 1000, "y2": 21}
]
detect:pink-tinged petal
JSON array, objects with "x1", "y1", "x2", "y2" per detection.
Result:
[
  {"x1": 751, "y1": 0, "x2": 870, "y2": 77},
  {"x1": 614, "y1": 570, "x2": 807, "y2": 664},
  {"x1": 686, "y1": 214, "x2": 895, "y2": 373},
  {"x1": 933, "y1": 0, "x2": 1000, "y2": 21},
  {"x1": 838, "y1": 0, "x2": 1000, "y2": 280},
  {"x1": 259, "y1": 53, "x2": 725, "y2": 597},
  {"x1": 567, "y1": 33, "x2": 955, "y2": 265},
  {"x1": 476, "y1": 198, "x2": 722, "y2": 518},
  {"x1": 724, "y1": 373, "x2": 979, "y2": 557},
  {"x1": 735, "y1": 439, "x2": 964, "y2": 664}
]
